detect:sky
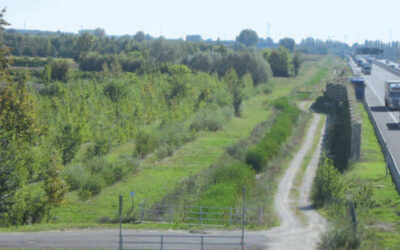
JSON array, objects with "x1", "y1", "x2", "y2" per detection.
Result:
[{"x1": 1, "y1": 0, "x2": 400, "y2": 45}]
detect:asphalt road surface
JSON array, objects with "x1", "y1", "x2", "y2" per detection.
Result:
[{"x1": 351, "y1": 60, "x2": 400, "y2": 173}]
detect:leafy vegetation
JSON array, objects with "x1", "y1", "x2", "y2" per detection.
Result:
[
  {"x1": 316, "y1": 104, "x2": 400, "y2": 249},
  {"x1": 246, "y1": 97, "x2": 300, "y2": 172}
]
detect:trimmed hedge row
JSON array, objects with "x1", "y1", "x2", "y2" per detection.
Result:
[{"x1": 245, "y1": 97, "x2": 300, "y2": 172}]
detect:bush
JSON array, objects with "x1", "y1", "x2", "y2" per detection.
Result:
[
  {"x1": 245, "y1": 97, "x2": 299, "y2": 172},
  {"x1": 311, "y1": 158, "x2": 342, "y2": 207},
  {"x1": 85, "y1": 137, "x2": 110, "y2": 159},
  {"x1": 134, "y1": 129, "x2": 160, "y2": 158},
  {"x1": 78, "y1": 175, "x2": 105, "y2": 200},
  {"x1": 226, "y1": 139, "x2": 249, "y2": 160},
  {"x1": 156, "y1": 143, "x2": 175, "y2": 159},
  {"x1": 5, "y1": 186, "x2": 47, "y2": 226},
  {"x1": 63, "y1": 164, "x2": 86, "y2": 190},
  {"x1": 190, "y1": 106, "x2": 233, "y2": 132}
]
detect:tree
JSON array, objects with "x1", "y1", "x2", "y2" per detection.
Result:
[
  {"x1": 312, "y1": 158, "x2": 343, "y2": 207},
  {"x1": 265, "y1": 47, "x2": 294, "y2": 77},
  {"x1": 55, "y1": 124, "x2": 82, "y2": 165},
  {"x1": 223, "y1": 69, "x2": 244, "y2": 117},
  {"x1": 186, "y1": 35, "x2": 202, "y2": 42},
  {"x1": 42, "y1": 151, "x2": 67, "y2": 221},
  {"x1": 134, "y1": 31, "x2": 145, "y2": 43},
  {"x1": 75, "y1": 33, "x2": 93, "y2": 61},
  {"x1": 292, "y1": 51, "x2": 302, "y2": 76},
  {"x1": 50, "y1": 60, "x2": 69, "y2": 82},
  {"x1": 0, "y1": 8, "x2": 12, "y2": 81},
  {"x1": 236, "y1": 29, "x2": 258, "y2": 48},
  {"x1": 279, "y1": 37, "x2": 296, "y2": 52}
]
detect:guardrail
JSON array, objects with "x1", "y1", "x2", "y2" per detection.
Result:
[
  {"x1": 374, "y1": 60, "x2": 400, "y2": 77},
  {"x1": 363, "y1": 99, "x2": 400, "y2": 193},
  {"x1": 348, "y1": 59, "x2": 400, "y2": 193}
]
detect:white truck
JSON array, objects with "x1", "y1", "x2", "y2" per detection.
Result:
[{"x1": 384, "y1": 80, "x2": 400, "y2": 110}]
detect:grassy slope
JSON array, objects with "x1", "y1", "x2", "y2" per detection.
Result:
[
  {"x1": 341, "y1": 105, "x2": 400, "y2": 248},
  {"x1": 2, "y1": 56, "x2": 338, "y2": 232},
  {"x1": 51, "y1": 58, "x2": 332, "y2": 225},
  {"x1": 52, "y1": 93, "x2": 273, "y2": 224}
]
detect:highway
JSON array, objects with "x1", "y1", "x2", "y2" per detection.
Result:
[{"x1": 350, "y1": 60, "x2": 400, "y2": 178}]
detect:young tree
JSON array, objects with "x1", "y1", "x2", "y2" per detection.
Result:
[
  {"x1": 292, "y1": 51, "x2": 302, "y2": 76},
  {"x1": 55, "y1": 124, "x2": 82, "y2": 165},
  {"x1": 312, "y1": 158, "x2": 343, "y2": 207},
  {"x1": 42, "y1": 151, "x2": 67, "y2": 221},
  {"x1": 223, "y1": 69, "x2": 244, "y2": 117}
]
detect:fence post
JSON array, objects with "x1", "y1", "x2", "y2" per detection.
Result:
[
  {"x1": 199, "y1": 206, "x2": 203, "y2": 226},
  {"x1": 140, "y1": 202, "x2": 144, "y2": 222},
  {"x1": 201, "y1": 235, "x2": 204, "y2": 250},
  {"x1": 385, "y1": 148, "x2": 389, "y2": 177},
  {"x1": 160, "y1": 235, "x2": 164, "y2": 250},
  {"x1": 241, "y1": 186, "x2": 246, "y2": 250},
  {"x1": 229, "y1": 208, "x2": 233, "y2": 226},
  {"x1": 169, "y1": 205, "x2": 173, "y2": 224},
  {"x1": 349, "y1": 201, "x2": 357, "y2": 234},
  {"x1": 258, "y1": 208, "x2": 263, "y2": 226},
  {"x1": 119, "y1": 195, "x2": 123, "y2": 250}
]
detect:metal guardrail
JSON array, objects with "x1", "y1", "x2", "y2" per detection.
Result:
[
  {"x1": 373, "y1": 60, "x2": 400, "y2": 77},
  {"x1": 348, "y1": 59, "x2": 400, "y2": 193},
  {"x1": 362, "y1": 99, "x2": 400, "y2": 193},
  {"x1": 120, "y1": 234, "x2": 244, "y2": 250}
]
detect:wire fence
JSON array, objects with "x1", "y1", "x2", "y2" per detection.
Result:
[{"x1": 138, "y1": 203, "x2": 263, "y2": 226}]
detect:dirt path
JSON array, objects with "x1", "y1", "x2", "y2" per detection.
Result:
[{"x1": 261, "y1": 112, "x2": 326, "y2": 249}]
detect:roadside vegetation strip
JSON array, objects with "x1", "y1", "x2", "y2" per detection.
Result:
[{"x1": 318, "y1": 104, "x2": 400, "y2": 249}]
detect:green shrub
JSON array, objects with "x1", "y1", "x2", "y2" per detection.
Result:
[
  {"x1": 245, "y1": 97, "x2": 299, "y2": 172},
  {"x1": 190, "y1": 106, "x2": 233, "y2": 132},
  {"x1": 78, "y1": 175, "x2": 105, "y2": 200},
  {"x1": 86, "y1": 156, "x2": 108, "y2": 174},
  {"x1": 226, "y1": 139, "x2": 249, "y2": 160},
  {"x1": 85, "y1": 137, "x2": 110, "y2": 159},
  {"x1": 311, "y1": 158, "x2": 342, "y2": 207},
  {"x1": 156, "y1": 143, "x2": 175, "y2": 159},
  {"x1": 245, "y1": 147, "x2": 266, "y2": 172},
  {"x1": 5, "y1": 186, "x2": 47, "y2": 226},
  {"x1": 134, "y1": 129, "x2": 160, "y2": 158},
  {"x1": 63, "y1": 164, "x2": 86, "y2": 190}
]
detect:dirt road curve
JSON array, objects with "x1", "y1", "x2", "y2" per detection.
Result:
[{"x1": 261, "y1": 112, "x2": 326, "y2": 249}]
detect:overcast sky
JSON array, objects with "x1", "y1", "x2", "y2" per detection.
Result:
[{"x1": 2, "y1": 0, "x2": 399, "y2": 44}]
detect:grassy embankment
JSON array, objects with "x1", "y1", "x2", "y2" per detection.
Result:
[
  {"x1": 347, "y1": 105, "x2": 400, "y2": 248},
  {"x1": 1, "y1": 56, "x2": 339, "y2": 232},
  {"x1": 319, "y1": 104, "x2": 400, "y2": 249}
]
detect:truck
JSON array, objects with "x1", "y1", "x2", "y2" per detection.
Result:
[
  {"x1": 361, "y1": 62, "x2": 372, "y2": 74},
  {"x1": 350, "y1": 77, "x2": 365, "y2": 100},
  {"x1": 384, "y1": 80, "x2": 400, "y2": 110}
]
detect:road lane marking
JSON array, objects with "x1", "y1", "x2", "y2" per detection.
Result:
[{"x1": 364, "y1": 76, "x2": 400, "y2": 128}]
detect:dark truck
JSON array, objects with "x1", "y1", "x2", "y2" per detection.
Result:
[{"x1": 350, "y1": 77, "x2": 365, "y2": 100}]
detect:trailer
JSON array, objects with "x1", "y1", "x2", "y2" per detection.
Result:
[{"x1": 350, "y1": 77, "x2": 365, "y2": 100}]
